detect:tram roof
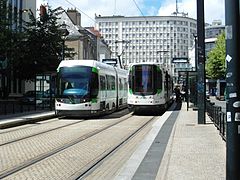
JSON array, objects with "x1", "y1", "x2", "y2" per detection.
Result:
[
  {"x1": 128, "y1": 62, "x2": 166, "y2": 68},
  {"x1": 57, "y1": 60, "x2": 127, "y2": 73}
]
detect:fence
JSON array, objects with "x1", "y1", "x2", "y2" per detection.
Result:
[
  {"x1": 0, "y1": 99, "x2": 54, "y2": 116},
  {"x1": 206, "y1": 100, "x2": 226, "y2": 141}
]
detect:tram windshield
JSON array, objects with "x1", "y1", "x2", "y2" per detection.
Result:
[
  {"x1": 130, "y1": 65, "x2": 162, "y2": 95},
  {"x1": 58, "y1": 66, "x2": 98, "y2": 99}
]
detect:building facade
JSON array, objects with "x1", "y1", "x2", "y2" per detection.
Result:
[
  {"x1": 205, "y1": 20, "x2": 225, "y2": 56},
  {"x1": 95, "y1": 15, "x2": 197, "y2": 77},
  {"x1": 59, "y1": 9, "x2": 110, "y2": 61}
]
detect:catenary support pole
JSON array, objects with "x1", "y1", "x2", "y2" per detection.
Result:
[
  {"x1": 196, "y1": 0, "x2": 206, "y2": 124},
  {"x1": 225, "y1": 0, "x2": 240, "y2": 179}
]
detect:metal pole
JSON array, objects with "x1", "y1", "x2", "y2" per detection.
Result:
[
  {"x1": 225, "y1": 0, "x2": 240, "y2": 179},
  {"x1": 186, "y1": 71, "x2": 189, "y2": 111},
  {"x1": 193, "y1": 35, "x2": 198, "y2": 71},
  {"x1": 194, "y1": 35, "x2": 198, "y2": 106},
  {"x1": 62, "y1": 39, "x2": 65, "y2": 61},
  {"x1": 197, "y1": 0, "x2": 206, "y2": 124}
]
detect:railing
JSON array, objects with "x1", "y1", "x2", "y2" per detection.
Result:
[
  {"x1": 206, "y1": 100, "x2": 226, "y2": 141},
  {"x1": 0, "y1": 99, "x2": 54, "y2": 116}
]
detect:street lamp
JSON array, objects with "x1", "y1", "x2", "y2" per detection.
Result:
[
  {"x1": 60, "y1": 21, "x2": 69, "y2": 61},
  {"x1": 114, "y1": 40, "x2": 131, "y2": 68}
]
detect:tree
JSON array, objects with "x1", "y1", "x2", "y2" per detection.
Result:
[
  {"x1": 0, "y1": 0, "x2": 13, "y2": 61},
  {"x1": 13, "y1": 6, "x2": 75, "y2": 80},
  {"x1": 206, "y1": 33, "x2": 226, "y2": 79}
]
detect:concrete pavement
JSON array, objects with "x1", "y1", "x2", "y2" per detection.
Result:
[{"x1": 156, "y1": 102, "x2": 226, "y2": 180}]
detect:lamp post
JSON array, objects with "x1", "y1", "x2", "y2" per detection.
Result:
[
  {"x1": 114, "y1": 40, "x2": 130, "y2": 68},
  {"x1": 60, "y1": 22, "x2": 69, "y2": 61},
  {"x1": 196, "y1": 0, "x2": 206, "y2": 124},
  {"x1": 225, "y1": 0, "x2": 240, "y2": 179},
  {"x1": 193, "y1": 34, "x2": 198, "y2": 107}
]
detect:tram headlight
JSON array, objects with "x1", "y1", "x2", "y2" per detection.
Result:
[{"x1": 56, "y1": 98, "x2": 64, "y2": 103}]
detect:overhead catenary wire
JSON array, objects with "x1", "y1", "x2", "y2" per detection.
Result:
[
  {"x1": 49, "y1": 0, "x2": 96, "y2": 24},
  {"x1": 63, "y1": 0, "x2": 96, "y2": 23},
  {"x1": 131, "y1": 0, "x2": 148, "y2": 21},
  {"x1": 50, "y1": 0, "x2": 148, "y2": 25}
]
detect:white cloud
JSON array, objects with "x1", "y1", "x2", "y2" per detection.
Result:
[{"x1": 157, "y1": 0, "x2": 225, "y2": 25}]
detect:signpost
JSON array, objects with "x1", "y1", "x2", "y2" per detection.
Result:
[
  {"x1": 196, "y1": 0, "x2": 206, "y2": 124},
  {"x1": 225, "y1": 0, "x2": 240, "y2": 179}
]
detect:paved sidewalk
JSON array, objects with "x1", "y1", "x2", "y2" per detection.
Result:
[{"x1": 156, "y1": 102, "x2": 226, "y2": 180}]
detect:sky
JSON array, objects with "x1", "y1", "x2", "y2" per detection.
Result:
[{"x1": 46, "y1": 0, "x2": 225, "y2": 27}]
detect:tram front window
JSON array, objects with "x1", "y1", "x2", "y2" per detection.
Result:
[
  {"x1": 58, "y1": 66, "x2": 93, "y2": 99},
  {"x1": 133, "y1": 65, "x2": 154, "y2": 95}
]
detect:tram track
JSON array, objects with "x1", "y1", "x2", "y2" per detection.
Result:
[
  {"x1": 0, "y1": 109, "x2": 130, "y2": 145},
  {"x1": 0, "y1": 118, "x2": 57, "y2": 135},
  {"x1": 77, "y1": 115, "x2": 158, "y2": 179},
  {"x1": 0, "y1": 118, "x2": 84, "y2": 146},
  {"x1": 0, "y1": 113, "x2": 134, "y2": 179},
  {"x1": 0, "y1": 117, "x2": 61, "y2": 134}
]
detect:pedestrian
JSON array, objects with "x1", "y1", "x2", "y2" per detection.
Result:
[
  {"x1": 174, "y1": 86, "x2": 181, "y2": 102},
  {"x1": 181, "y1": 86, "x2": 186, "y2": 102}
]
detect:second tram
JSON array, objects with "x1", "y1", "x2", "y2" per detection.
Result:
[
  {"x1": 55, "y1": 60, "x2": 128, "y2": 117},
  {"x1": 127, "y1": 62, "x2": 174, "y2": 113}
]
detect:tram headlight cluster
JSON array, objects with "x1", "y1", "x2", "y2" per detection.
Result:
[{"x1": 135, "y1": 96, "x2": 152, "y2": 99}]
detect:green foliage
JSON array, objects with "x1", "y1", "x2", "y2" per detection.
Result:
[
  {"x1": 13, "y1": 6, "x2": 75, "y2": 80},
  {"x1": 0, "y1": 0, "x2": 13, "y2": 61},
  {"x1": 206, "y1": 33, "x2": 226, "y2": 79}
]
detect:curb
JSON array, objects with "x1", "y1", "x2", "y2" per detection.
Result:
[{"x1": 0, "y1": 113, "x2": 56, "y2": 129}]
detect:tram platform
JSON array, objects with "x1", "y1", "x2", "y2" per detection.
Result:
[
  {"x1": 114, "y1": 102, "x2": 226, "y2": 180},
  {"x1": 0, "y1": 102, "x2": 226, "y2": 179}
]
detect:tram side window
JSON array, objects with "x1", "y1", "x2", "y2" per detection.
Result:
[
  {"x1": 106, "y1": 75, "x2": 111, "y2": 90},
  {"x1": 119, "y1": 78, "x2": 123, "y2": 90},
  {"x1": 106, "y1": 75, "x2": 115, "y2": 90},
  {"x1": 124, "y1": 78, "x2": 127, "y2": 91},
  {"x1": 111, "y1": 76, "x2": 116, "y2": 90},
  {"x1": 100, "y1": 76, "x2": 106, "y2": 90}
]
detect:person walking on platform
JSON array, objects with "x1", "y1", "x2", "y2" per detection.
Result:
[{"x1": 174, "y1": 86, "x2": 181, "y2": 102}]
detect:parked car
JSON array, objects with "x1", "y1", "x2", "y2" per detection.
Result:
[
  {"x1": 19, "y1": 90, "x2": 53, "y2": 104},
  {"x1": 44, "y1": 89, "x2": 55, "y2": 98},
  {"x1": 19, "y1": 91, "x2": 40, "y2": 104}
]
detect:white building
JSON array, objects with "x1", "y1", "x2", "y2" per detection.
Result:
[{"x1": 95, "y1": 15, "x2": 197, "y2": 77}]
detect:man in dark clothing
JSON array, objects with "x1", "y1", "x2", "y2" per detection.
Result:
[{"x1": 174, "y1": 86, "x2": 181, "y2": 102}]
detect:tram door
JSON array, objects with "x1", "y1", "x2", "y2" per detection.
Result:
[{"x1": 100, "y1": 75, "x2": 107, "y2": 110}]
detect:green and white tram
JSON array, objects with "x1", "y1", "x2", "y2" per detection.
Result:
[
  {"x1": 128, "y1": 62, "x2": 173, "y2": 113},
  {"x1": 55, "y1": 60, "x2": 128, "y2": 117}
]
